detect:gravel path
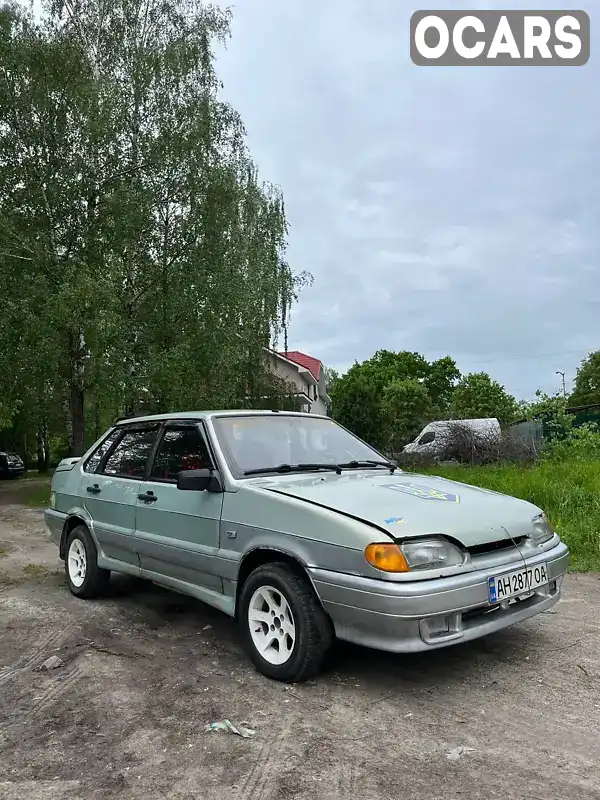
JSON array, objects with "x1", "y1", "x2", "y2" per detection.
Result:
[{"x1": 0, "y1": 499, "x2": 599, "y2": 800}]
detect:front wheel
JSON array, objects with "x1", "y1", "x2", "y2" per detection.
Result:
[
  {"x1": 239, "y1": 563, "x2": 333, "y2": 683},
  {"x1": 65, "y1": 525, "x2": 110, "y2": 599}
]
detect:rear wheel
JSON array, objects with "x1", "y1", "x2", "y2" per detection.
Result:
[
  {"x1": 65, "y1": 525, "x2": 110, "y2": 599},
  {"x1": 239, "y1": 562, "x2": 333, "y2": 683}
]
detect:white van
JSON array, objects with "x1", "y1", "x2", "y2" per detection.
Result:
[{"x1": 403, "y1": 418, "x2": 501, "y2": 457}]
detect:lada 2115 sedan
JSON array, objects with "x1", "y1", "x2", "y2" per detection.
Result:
[{"x1": 45, "y1": 411, "x2": 569, "y2": 682}]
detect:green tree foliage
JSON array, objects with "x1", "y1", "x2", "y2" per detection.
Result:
[
  {"x1": 569, "y1": 351, "x2": 600, "y2": 407},
  {"x1": 517, "y1": 389, "x2": 600, "y2": 446},
  {"x1": 381, "y1": 379, "x2": 434, "y2": 453},
  {"x1": 329, "y1": 370, "x2": 384, "y2": 449},
  {"x1": 322, "y1": 365, "x2": 339, "y2": 415},
  {"x1": 0, "y1": 0, "x2": 307, "y2": 458},
  {"x1": 450, "y1": 372, "x2": 518, "y2": 423},
  {"x1": 424, "y1": 355, "x2": 461, "y2": 410},
  {"x1": 322, "y1": 366, "x2": 340, "y2": 394},
  {"x1": 517, "y1": 390, "x2": 565, "y2": 418},
  {"x1": 330, "y1": 350, "x2": 460, "y2": 450},
  {"x1": 517, "y1": 390, "x2": 573, "y2": 436}
]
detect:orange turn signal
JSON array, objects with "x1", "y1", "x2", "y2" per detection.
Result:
[{"x1": 365, "y1": 543, "x2": 410, "y2": 573}]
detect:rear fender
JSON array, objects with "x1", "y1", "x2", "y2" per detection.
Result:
[{"x1": 59, "y1": 505, "x2": 100, "y2": 559}]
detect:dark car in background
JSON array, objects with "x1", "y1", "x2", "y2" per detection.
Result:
[{"x1": 0, "y1": 452, "x2": 25, "y2": 479}]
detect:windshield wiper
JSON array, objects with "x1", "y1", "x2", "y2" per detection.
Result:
[
  {"x1": 337, "y1": 459, "x2": 398, "y2": 474},
  {"x1": 244, "y1": 463, "x2": 343, "y2": 476},
  {"x1": 244, "y1": 459, "x2": 397, "y2": 477}
]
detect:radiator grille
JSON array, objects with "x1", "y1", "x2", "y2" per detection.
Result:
[{"x1": 467, "y1": 536, "x2": 526, "y2": 557}]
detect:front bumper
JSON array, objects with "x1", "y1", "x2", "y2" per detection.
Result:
[{"x1": 310, "y1": 540, "x2": 569, "y2": 653}]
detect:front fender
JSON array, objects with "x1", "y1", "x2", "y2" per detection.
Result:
[{"x1": 218, "y1": 522, "x2": 379, "y2": 586}]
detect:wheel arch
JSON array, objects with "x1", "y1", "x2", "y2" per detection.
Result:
[
  {"x1": 59, "y1": 514, "x2": 92, "y2": 559},
  {"x1": 235, "y1": 547, "x2": 323, "y2": 619}
]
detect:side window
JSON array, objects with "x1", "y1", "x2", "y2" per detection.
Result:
[
  {"x1": 419, "y1": 431, "x2": 436, "y2": 445},
  {"x1": 84, "y1": 429, "x2": 121, "y2": 474},
  {"x1": 101, "y1": 426, "x2": 160, "y2": 479},
  {"x1": 150, "y1": 427, "x2": 212, "y2": 482}
]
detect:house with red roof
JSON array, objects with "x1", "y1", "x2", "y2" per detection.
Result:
[{"x1": 263, "y1": 348, "x2": 330, "y2": 415}]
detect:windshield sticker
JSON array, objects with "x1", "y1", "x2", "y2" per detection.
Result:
[
  {"x1": 382, "y1": 483, "x2": 460, "y2": 503},
  {"x1": 384, "y1": 517, "x2": 406, "y2": 525}
]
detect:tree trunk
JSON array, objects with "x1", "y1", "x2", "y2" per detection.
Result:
[
  {"x1": 42, "y1": 427, "x2": 49, "y2": 473},
  {"x1": 94, "y1": 400, "x2": 101, "y2": 441},
  {"x1": 36, "y1": 386, "x2": 50, "y2": 473},
  {"x1": 69, "y1": 383, "x2": 85, "y2": 456},
  {"x1": 36, "y1": 427, "x2": 45, "y2": 473},
  {"x1": 63, "y1": 393, "x2": 74, "y2": 454}
]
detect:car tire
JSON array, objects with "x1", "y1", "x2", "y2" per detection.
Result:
[
  {"x1": 65, "y1": 525, "x2": 110, "y2": 599},
  {"x1": 239, "y1": 562, "x2": 333, "y2": 683}
]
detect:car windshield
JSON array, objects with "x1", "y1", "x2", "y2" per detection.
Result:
[{"x1": 212, "y1": 414, "x2": 389, "y2": 478}]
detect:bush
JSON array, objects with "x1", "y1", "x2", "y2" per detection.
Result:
[
  {"x1": 441, "y1": 422, "x2": 538, "y2": 465},
  {"x1": 542, "y1": 422, "x2": 600, "y2": 463}
]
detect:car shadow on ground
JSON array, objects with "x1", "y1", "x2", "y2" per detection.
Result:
[{"x1": 94, "y1": 573, "x2": 548, "y2": 695}]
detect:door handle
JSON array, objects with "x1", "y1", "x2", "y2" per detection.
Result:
[
  {"x1": 86, "y1": 484, "x2": 101, "y2": 495},
  {"x1": 138, "y1": 491, "x2": 157, "y2": 502}
]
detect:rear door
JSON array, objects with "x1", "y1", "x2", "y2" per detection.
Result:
[
  {"x1": 134, "y1": 421, "x2": 224, "y2": 592},
  {"x1": 81, "y1": 422, "x2": 161, "y2": 568}
]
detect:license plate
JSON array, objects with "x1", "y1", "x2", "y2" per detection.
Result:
[{"x1": 488, "y1": 563, "x2": 548, "y2": 604}]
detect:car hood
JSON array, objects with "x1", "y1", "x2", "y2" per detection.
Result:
[{"x1": 249, "y1": 470, "x2": 541, "y2": 548}]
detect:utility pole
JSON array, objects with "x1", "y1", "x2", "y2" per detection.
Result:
[{"x1": 556, "y1": 371, "x2": 567, "y2": 400}]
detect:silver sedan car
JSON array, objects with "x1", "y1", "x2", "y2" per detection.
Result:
[{"x1": 45, "y1": 411, "x2": 569, "y2": 682}]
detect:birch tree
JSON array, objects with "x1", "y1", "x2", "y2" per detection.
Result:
[{"x1": 0, "y1": 0, "x2": 306, "y2": 456}]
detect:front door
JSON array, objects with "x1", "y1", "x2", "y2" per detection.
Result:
[
  {"x1": 134, "y1": 422, "x2": 224, "y2": 592},
  {"x1": 81, "y1": 423, "x2": 161, "y2": 568}
]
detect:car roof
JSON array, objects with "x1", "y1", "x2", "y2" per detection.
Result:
[{"x1": 115, "y1": 410, "x2": 329, "y2": 426}]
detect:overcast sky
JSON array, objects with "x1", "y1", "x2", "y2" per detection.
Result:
[{"x1": 213, "y1": 0, "x2": 598, "y2": 399}]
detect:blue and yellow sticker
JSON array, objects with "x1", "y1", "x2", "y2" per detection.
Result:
[
  {"x1": 384, "y1": 516, "x2": 406, "y2": 525},
  {"x1": 382, "y1": 483, "x2": 460, "y2": 503}
]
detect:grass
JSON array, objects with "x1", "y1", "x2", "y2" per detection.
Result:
[
  {"x1": 21, "y1": 483, "x2": 52, "y2": 508},
  {"x1": 22, "y1": 563, "x2": 60, "y2": 578},
  {"x1": 416, "y1": 459, "x2": 600, "y2": 572},
  {"x1": 22, "y1": 470, "x2": 54, "y2": 481}
]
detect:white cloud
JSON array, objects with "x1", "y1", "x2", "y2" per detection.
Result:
[{"x1": 212, "y1": 0, "x2": 598, "y2": 399}]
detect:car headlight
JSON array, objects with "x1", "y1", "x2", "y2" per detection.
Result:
[
  {"x1": 400, "y1": 537, "x2": 465, "y2": 571},
  {"x1": 531, "y1": 513, "x2": 555, "y2": 545},
  {"x1": 365, "y1": 537, "x2": 465, "y2": 573}
]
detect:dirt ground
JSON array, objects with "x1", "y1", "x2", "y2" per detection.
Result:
[{"x1": 1, "y1": 481, "x2": 600, "y2": 800}]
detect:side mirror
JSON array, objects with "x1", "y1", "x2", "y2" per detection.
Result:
[{"x1": 177, "y1": 468, "x2": 222, "y2": 493}]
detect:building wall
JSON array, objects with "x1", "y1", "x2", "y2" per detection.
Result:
[
  {"x1": 311, "y1": 396, "x2": 328, "y2": 415},
  {"x1": 265, "y1": 350, "x2": 328, "y2": 414},
  {"x1": 265, "y1": 351, "x2": 311, "y2": 397}
]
